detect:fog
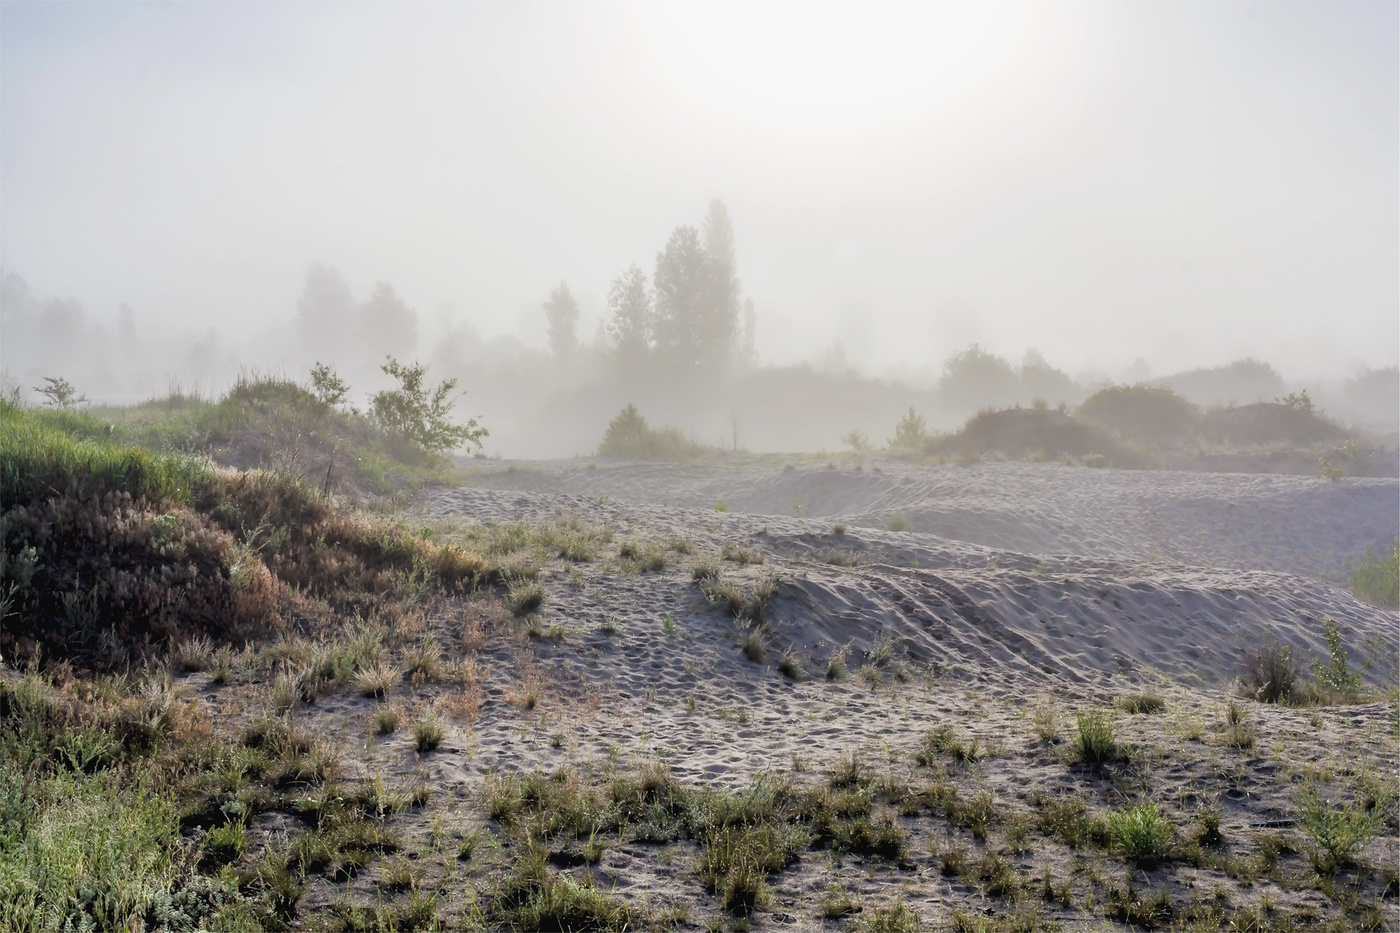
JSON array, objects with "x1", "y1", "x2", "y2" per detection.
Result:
[{"x1": 2, "y1": 2, "x2": 1396, "y2": 455}]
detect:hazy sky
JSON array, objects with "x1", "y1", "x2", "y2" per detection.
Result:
[{"x1": 2, "y1": 2, "x2": 1396, "y2": 378}]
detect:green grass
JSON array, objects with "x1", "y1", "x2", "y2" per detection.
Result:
[
  {"x1": 1070, "y1": 710, "x2": 1118, "y2": 764},
  {"x1": 1351, "y1": 538, "x2": 1399, "y2": 608},
  {"x1": 1105, "y1": 802, "x2": 1173, "y2": 867}
]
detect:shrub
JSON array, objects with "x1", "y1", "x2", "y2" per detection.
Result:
[
  {"x1": 887, "y1": 513, "x2": 911, "y2": 532},
  {"x1": 596, "y1": 404, "x2": 705, "y2": 461},
  {"x1": 369, "y1": 357, "x2": 487, "y2": 453},
  {"x1": 413, "y1": 716, "x2": 445, "y2": 753},
  {"x1": 1312, "y1": 619, "x2": 1364, "y2": 703},
  {"x1": 1297, "y1": 787, "x2": 1383, "y2": 872},
  {"x1": 1106, "y1": 803, "x2": 1173, "y2": 867}
]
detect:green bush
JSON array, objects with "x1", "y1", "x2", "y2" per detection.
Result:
[
  {"x1": 1297, "y1": 787, "x2": 1383, "y2": 872},
  {"x1": 369, "y1": 358, "x2": 487, "y2": 454},
  {"x1": 1077, "y1": 383, "x2": 1198, "y2": 444},
  {"x1": 596, "y1": 404, "x2": 706, "y2": 461}
]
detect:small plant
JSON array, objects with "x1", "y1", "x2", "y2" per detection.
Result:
[
  {"x1": 1106, "y1": 802, "x2": 1173, "y2": 867},
  {"x1": 889, "y1": 407, "x2": 927, "y2": 451},
  {"x1": 813, "y1": 645, "x2": 844, "y2": 682},
  {"x1": 205, "y1": 821, "x2": 248, "y2": 865},
  {"x1": 373, "y1": 705, "x2": 399, "y2": 735},
  {"x1": 1242, "y1": 640, "x2": 1298, "y2": 704},
  {"x1": 1033, "y1": 705, "x2": 1059, "y2": 743},
  {"x1": 1318, "y1": 456, "x2": 1345, "y2": 482},
  {"x1": 413, "y1": 715, "x2": 446, "y2": 752},
  {"x1": 1297, "y1": 787, "x2": 1383, "y2": 872},
  {"x1": 821, "y1": 883, "x2": 859, "y2": 918},
  {"x1": 1312, "y1": 618, "x2": 1364, "y2": 703},
  {"x1": 777, "y1": 651, "x2": 804, "y2": 681},
  {"x1": 887, "y1": 513, "x2": 911, "y2": 532},
  {"x1": 355, "y1": 662, "x2": 399, "y2": 699},
  {"x1": 714, "y1": 499, "x2": 732, "y2": 512},
  {"x1": 720, "y1": 541, "x2": 763, "y2": 565},
  {"x1": 1071, "y1": 710, "x2": 1117, "y2": 763},
  {"x1": 507, "y1": 582, "x2": 545, "y2": 616},
  {"x1": 661, "y1": 613, "x2": 678, "y2": 636},
  {"x1": 832, "y1": 522, "x2": 847, "y2": 535},
  {"x1": 739, "y1": 624, "x2": 768, "y2": 664}
]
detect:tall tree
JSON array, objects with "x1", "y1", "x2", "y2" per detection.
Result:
[
  {"x1": 543, "y1": 281, "x2": 580, "y2": 357},
  {"x1": 652, "y1": 226, "x2": 712, "y2": 369},
  {"x1": 359, "y1": 282, "x2": 417, "y2": 360},
  {"x1": 297, "y1": 263, "x2": 357, "y2": 359},
  {"x1": 702, "y1": 198, "x2": 741, "y2": 358},
  {"x1": 606, "y1": 265, "x2": 652, "y2": 371}
]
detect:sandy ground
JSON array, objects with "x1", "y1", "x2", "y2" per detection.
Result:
[
  {"x1": 464, "y1": 458, "x2": 1397, "y2": 578},
  {"x1": 195, "y1": 458, "x2": 1399, "y2": 929}
]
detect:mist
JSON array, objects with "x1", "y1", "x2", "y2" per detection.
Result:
[{"x1": 2, "y1": 2, "x2": 1396, "y2": 456}]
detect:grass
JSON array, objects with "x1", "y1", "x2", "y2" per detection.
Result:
[
  {"x1": 412, "y1": 715, "x2": 445, "y2": 752},
  {"x1": 1296, "y1": 787, "x2": 1384, "y2": 873},
  {"x1": 1106, "y1": 802, "x2": 1173, "y2": 867},
  {"x1": 1116, "y1": 691, "x2": 1166, "y2": 714},
  {"x1": 1351, "y1": 537, "x2": 1399, "y2": 608},
  {"x1": 887, "y1": 512, "x2": 911, "y2": 532},
  {"x1": 1070, "y1": 709, "x2": 1118, "y2": 763},
  {"x1": 506, "y1": 581, "x2": 545, "y2": 616}
]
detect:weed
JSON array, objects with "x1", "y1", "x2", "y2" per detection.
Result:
[
  {"x1": 887, "y1": 513, "x2": 912, "y2": 532},
  {"x1": 1032, "y1": 704, "x2": 1059, "y2": 743},
  {"x1": 738, "y1": 624, "x2": 769, "y2": 664},
  {"x1": 720, "y1": 541, "x2": 763, "y2": 565},
  {"x1": 353, "y1": 661, "x2": 399, "y2": 699},
  {"x1": 1352, "y1": 537, "x2": 1399, "y2": 608},
  {"x1": 821, "y1": 884, "x2": 859, "y2": 918},
  {"x1": 777, "y1": 651, "x2": 804, "y2": 681},
  {"x1": 1242, "y1": 640, "x2": 1298, "y2": 704},
  {"x1": 714, "y1": 499, "x2": 731, "y2": 512},
  {"x1": 826, "y1": 646, "x2": 849, "y2": 680}
]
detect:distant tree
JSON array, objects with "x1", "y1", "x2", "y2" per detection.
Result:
[
  {"x1": 118, "y1": 303, "x2": 137, "y2": 346},
  {"x1": 360, "y1": 282, "x2": 417, "y2": 360},
  {"x1": 653, "y1": 225, "x2": 737, "y2": 372},
  {"x1": 34, "y1": 376, "x2": 86, "y2": 409},
  {"x1": 703, "y1": 199, "x2": 741, "y2": 361},
  {"x1": 889, "y1": 407, "x2": 928, "y2": 451},
  {"x1": 938, "y1": 343, "x2": 1019, "y2": 409},
  {"x1": 543, "y1": 281, "x2": 580, "y2": 358},
  {"x1": 297, "y1": 263, "x2": 358, "y2": 358},
  {"x1": 738, "y1": 298, "x2": 757, "y2": 369},
  {"x1": 369, "y1": 357, "x2": 486, "y2": 453},
  {"x1": 1276, "y1": 389, "x2": 1314, "y2": 415},
  {"x1": 606, "y1": 266, "x2": 652, "y2": 371},
  {"x1": 1019, "y1": 349, "x2": 1079, "y2": 404},
  {"x1": 842, "y1": 429, "x2": 872, "y2": 452}
]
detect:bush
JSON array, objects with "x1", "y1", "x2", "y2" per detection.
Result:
[
  {"x1": 596, "y1": 404, "x2": 706, "y2": 461},
  {"x1": 1297, "y1": 787, "x2": 1383, "y2": 872},
  {"x1": 369, "y1": 357, "x2": 487, "y2": 454}
]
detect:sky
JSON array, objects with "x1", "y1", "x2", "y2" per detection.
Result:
[{"x1": 2, "y1": 1, "x2": 1396, "y2": 380}]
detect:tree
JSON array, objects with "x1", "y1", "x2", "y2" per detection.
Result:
[
  {"x1": 543, "y1": 281, "x2": 580, "y2": 358},
  {"x1": 737, "y1": 298, "x2": 757, "y2": 370},
  {"x1": 653, "y1": 225, "x2": 736, "y2": 372},
  {"x1": 33, "y1": 376, "x2": 86, "y2": 409},
  {"x1": 297, "y1": 263, "x2": 357, "y2": 359},
  {"x1": 938, "y1": 344, "x2": 1019, "y2": 410},
  {"x1": 703, "y1": 199, "x2": 741, "y2": 358},
  {"x1": 360, "y1": 282, "x2": 417, "y2": 360},
  {"x1": 369, "y1": 357, "x2": 486, "y2": 453},
  {"x1": 606, "y1": 265, "x2": 652, "y2": 371},
  {"x1": 889, "y1": 407, "x2": 927, "y2": 451},
  {"x1": 308, "y1": 362, "x2": 353, "y2": 413}
]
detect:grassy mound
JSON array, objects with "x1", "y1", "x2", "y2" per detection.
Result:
[
  {"x1": 926, "y1": 406, "x2": 1150, "y2": 468},
  {"x1": 0, "y1": 402, "x2": 490, "y2": 667},
  {"x1": 1077, "y1": 384, "x2": 1199, "y2": 445},
  {"x1": 1200, "y1": 402, "x2": 1345, "y2": 447}
]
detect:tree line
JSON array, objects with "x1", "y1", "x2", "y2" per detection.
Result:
[{"x1": 542, "y1": 199, "x2": 757, "y2": 377}]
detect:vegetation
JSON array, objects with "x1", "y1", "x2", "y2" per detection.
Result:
[
  {"x1": 1352, "y1": 537, "x2": 1399, "y2": 608},
  {"x1": 368, "y1": 357, "x2": 487, "y2": 454},
  {"x1": 596, "y1": 404, "x2": 707, "y2": 461}
]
